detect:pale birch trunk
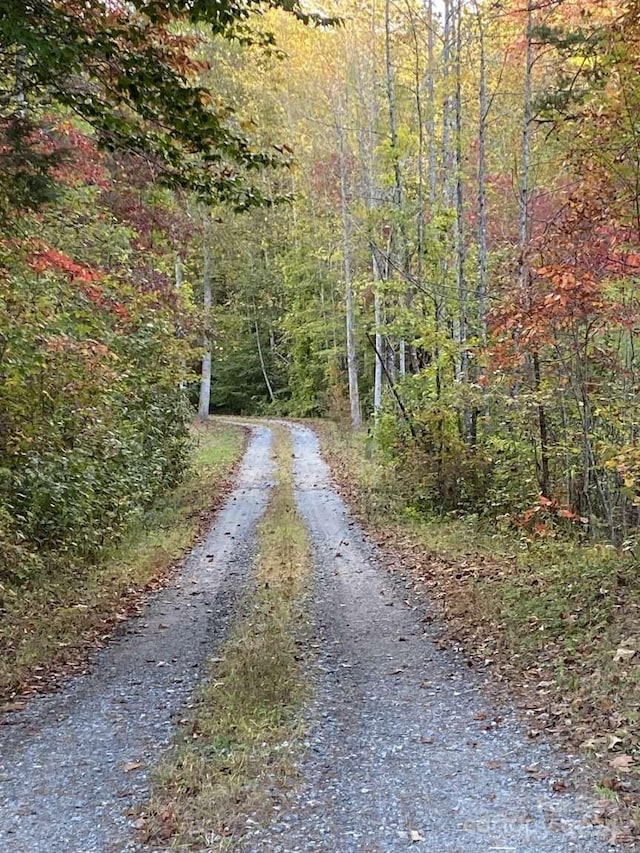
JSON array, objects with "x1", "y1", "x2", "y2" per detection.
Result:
[
  {"x1": 354, "y1": 29, "x2": 385, "y2": 413},
  {"x1": 175, "y1": 255, "x2": 186, "y2": 393},
  {"x1": 476, "y1": 4, "x2": 488, "y2": 346},
  {"x1": 454, "y1": 0, "x2": 471, "y2": 442},
  {"x1": 385, "y1": 0, "x2": 407, "y2": 377},
  {"x1": 254, "y1": 316, "x2": 275, "y2": 404},
  {"x1": 338, "y1": 120, "x2": 362, "y2": 429},
  {"x1": 373, "y1": 251, "x2": 384, "y2": 415},
  {"x1": 197, "y1": 213, "x2": 212, "y2": 421}
]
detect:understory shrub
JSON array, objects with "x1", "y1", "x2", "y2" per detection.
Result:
[{"x1": 0, "y1": 254, "x2": 193, "y2": 582}]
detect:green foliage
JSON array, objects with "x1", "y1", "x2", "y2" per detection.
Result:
[
  {"x1": 0, "y1": 184, "x2": 195, "y2": 582},
  {"x1": 0, "y1": 0, "x2": 332, "y2": 217},
  {"x1": 280, "y1": 244, "x2": 344, "y2": 417},
  {"x1": 0, "y1": 421, "x2": 246, "y2": 701},
  {"x1": 207, "y1": 313, "x2": 279, "y2": 413}
]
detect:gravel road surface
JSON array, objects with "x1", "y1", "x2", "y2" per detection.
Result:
[
  {"x1": 243, "y1": 424, "x2": 611, "y2": 853},
  {"x1": 0, "y1": 425, "x2": 273, "y2": 853},
  {"x1": 0, "y1": 422, "x2": 615, "y2": 853}
]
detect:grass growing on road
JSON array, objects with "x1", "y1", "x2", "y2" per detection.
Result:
[
  {"x1": 0, "y1": 420, "x2": 246, "y2": 705},
  {"x1": 144, "y1": 426, "x2": 312, "y2": 850}
]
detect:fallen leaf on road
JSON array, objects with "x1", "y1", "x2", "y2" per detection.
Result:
[
  {"x1": 613, "y1": 646, "x2": 636, "y2": 663},
  {"x1": 609, "y1": 754, "x2": 634, "y2": 771},
  {"x1": 1, "y1": 702, "x2": 26, "y2": 713},
  {"x1": 122, "y1": 761, "x2": 144, "y2": 773}
]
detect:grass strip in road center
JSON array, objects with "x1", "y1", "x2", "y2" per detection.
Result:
[{"x1": 143, "y1": 425, "x2": 312, "y2": 850}]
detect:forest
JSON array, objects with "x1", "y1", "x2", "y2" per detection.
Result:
[
  {"x1": 2, "y1": 0, "x2": 640, "y2": 845},
  {"x1": 3, "y1": 1, "x2": 640, "y2": 636}
]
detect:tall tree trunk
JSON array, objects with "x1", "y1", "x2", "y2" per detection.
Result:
[
  {"x1": 518, "y1": 1, "x2": 534, "y2": 271},
  {"x1": 354, "y1": 28, "x2": 385, "y2": 412},
  {"x1": 373, "y1": 251, "x2": 384, "y2": 415},
  {"x1": 452, "y1": 0, "x2": 471, "y2": 441},
  {"x1": 427, "y1": 0, "x2": 437, "y2": 207},
  {"x1": 254, "y1": 315, "x2": 276, "y2": 404},
  {"x1": 519, "y1": 0, "x2": 550, "y2": 495},
  {"x1": 175, "y1": 254, "x2": 186, "y2": 393},
  {"x1": 441, "y1": 0, "x2": 455, "y2": 206},
  {"x1": 338, "y1": 120, "x2": 362, "y2": 429},
  {"x1": 425, "y1": 0, "x2": 441, "y2": 396},
  {"x1": 476, "y1": 4, "x2": 488, "y2": 346},
  {"x1": 385, "y1": 0, "x2": 409, "y2": 377},
  {"x1": 197, "y1": 213, "x2": 212, "y2": 421}
]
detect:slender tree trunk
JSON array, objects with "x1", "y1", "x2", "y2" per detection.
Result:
[
  {"x1": 373, "y1": 251, "x2": 384, "y2": 415},
  {"x1": 518, "y1": 1, "x2": 534, "y2": 271},
  {"x1": 254, "y1": 315, "x2": 276, "y2": 404},
  {"x1": 454, "y1": 1, "x2": 467, "y2": 369},
  {"x1": 338, "y1": 120, "x2": 362, "y2": 428},
  {"x1": 452, "y1": 0, "x2": 471, "y2": 441},
  {"x1": 175, "y1": 254, "x2": 187, "y2": 392},
  {"x1": 436, "y1": 0, "x2": 456, "y2": 400},
  {"x1": 354, "y1": 32, "x2": 386, "y2": 410},
  {"x1": 198, "y1": 213, "x2": 213, "y2": 421},
  {"x1": 406, "y1": 1, "x2": 424, "y2": 296},
  {"x1": 476, "y1": 5, "x2": 488, "y2": 346},
  {"x1": 441, "y1": 0, "x2": 454, "y2": 206},
  {"x1": 533, "y1": 350, "x2": 550, "y2": 497},
  {"x1": 519, "y1": 1, "x2": 550, "y2": 495},
  {"x1": 385, "y1": 0, "x2": 408, "y2": 377},
  {"x1": 425, "y1": 0, "x2": 441, "y2": 396},
  {"x1": 427, "y1": 0, "x2": 437, "y2": 207}
]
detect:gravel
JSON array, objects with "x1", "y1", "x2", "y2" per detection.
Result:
[
  {"x1": 0, "y1": 422, "x2": 616, "y2": 853},
  {"x1": 243, "y1": 424, "x2": 612, "y2": 853},
  {"x1": 0, "y1": 425, "x2": 274, "y2": 853}
]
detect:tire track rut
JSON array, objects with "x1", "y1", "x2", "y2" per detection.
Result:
[
  {"x1": 244, "y1": 424, "x2": 609, "y2": 853},
  {"x1": 0, "y1": 426, "x2": 274, "y2": 853}
]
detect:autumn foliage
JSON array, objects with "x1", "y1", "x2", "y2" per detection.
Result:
[{"x1": 0, "y1": 134, "x2": 195, "y2": 583}]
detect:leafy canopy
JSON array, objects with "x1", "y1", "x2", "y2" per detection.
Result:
[{"x1": 0, "y1": 0, "x2": 331, "y2": 214}]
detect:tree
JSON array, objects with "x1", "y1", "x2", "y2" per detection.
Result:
[
  {"x1": 198, "y1": 212, "x2": 213, "y2": 420},
  {"x1": 0, "y1": 0, "x2": 331, "y2": 219}
]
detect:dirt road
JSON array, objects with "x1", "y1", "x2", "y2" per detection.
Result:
[
  {"x1": 0, "y1": 426, "x2": 273, "y2": 853},
  {"x1": 240, "y1": 424, "x2": 609, "y2": 852},
  {"x1": 0, "y1": 422, "x2": 611, "y2": 852}
]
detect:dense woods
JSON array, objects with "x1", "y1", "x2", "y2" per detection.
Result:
[
  {"x1": 3, "y1": 0, "x2": 640, "y2": 586},
  {"x1": 0, "y1": 0, "x2": 311, "y2": 582},
  {"x1": 202, "y1": 0, "x2": 640, "y2": 546}
]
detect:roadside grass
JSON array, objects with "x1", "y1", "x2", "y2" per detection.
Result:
[
  {"x1": 143, "y1": 425, "x2": 311, "y2": 850},
  {"x1": 0, "y1": 420, "x2": 246, "y2": 706},
  {"x1": 315, "y1": 420, "x2": 640, "y2": 832}
]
